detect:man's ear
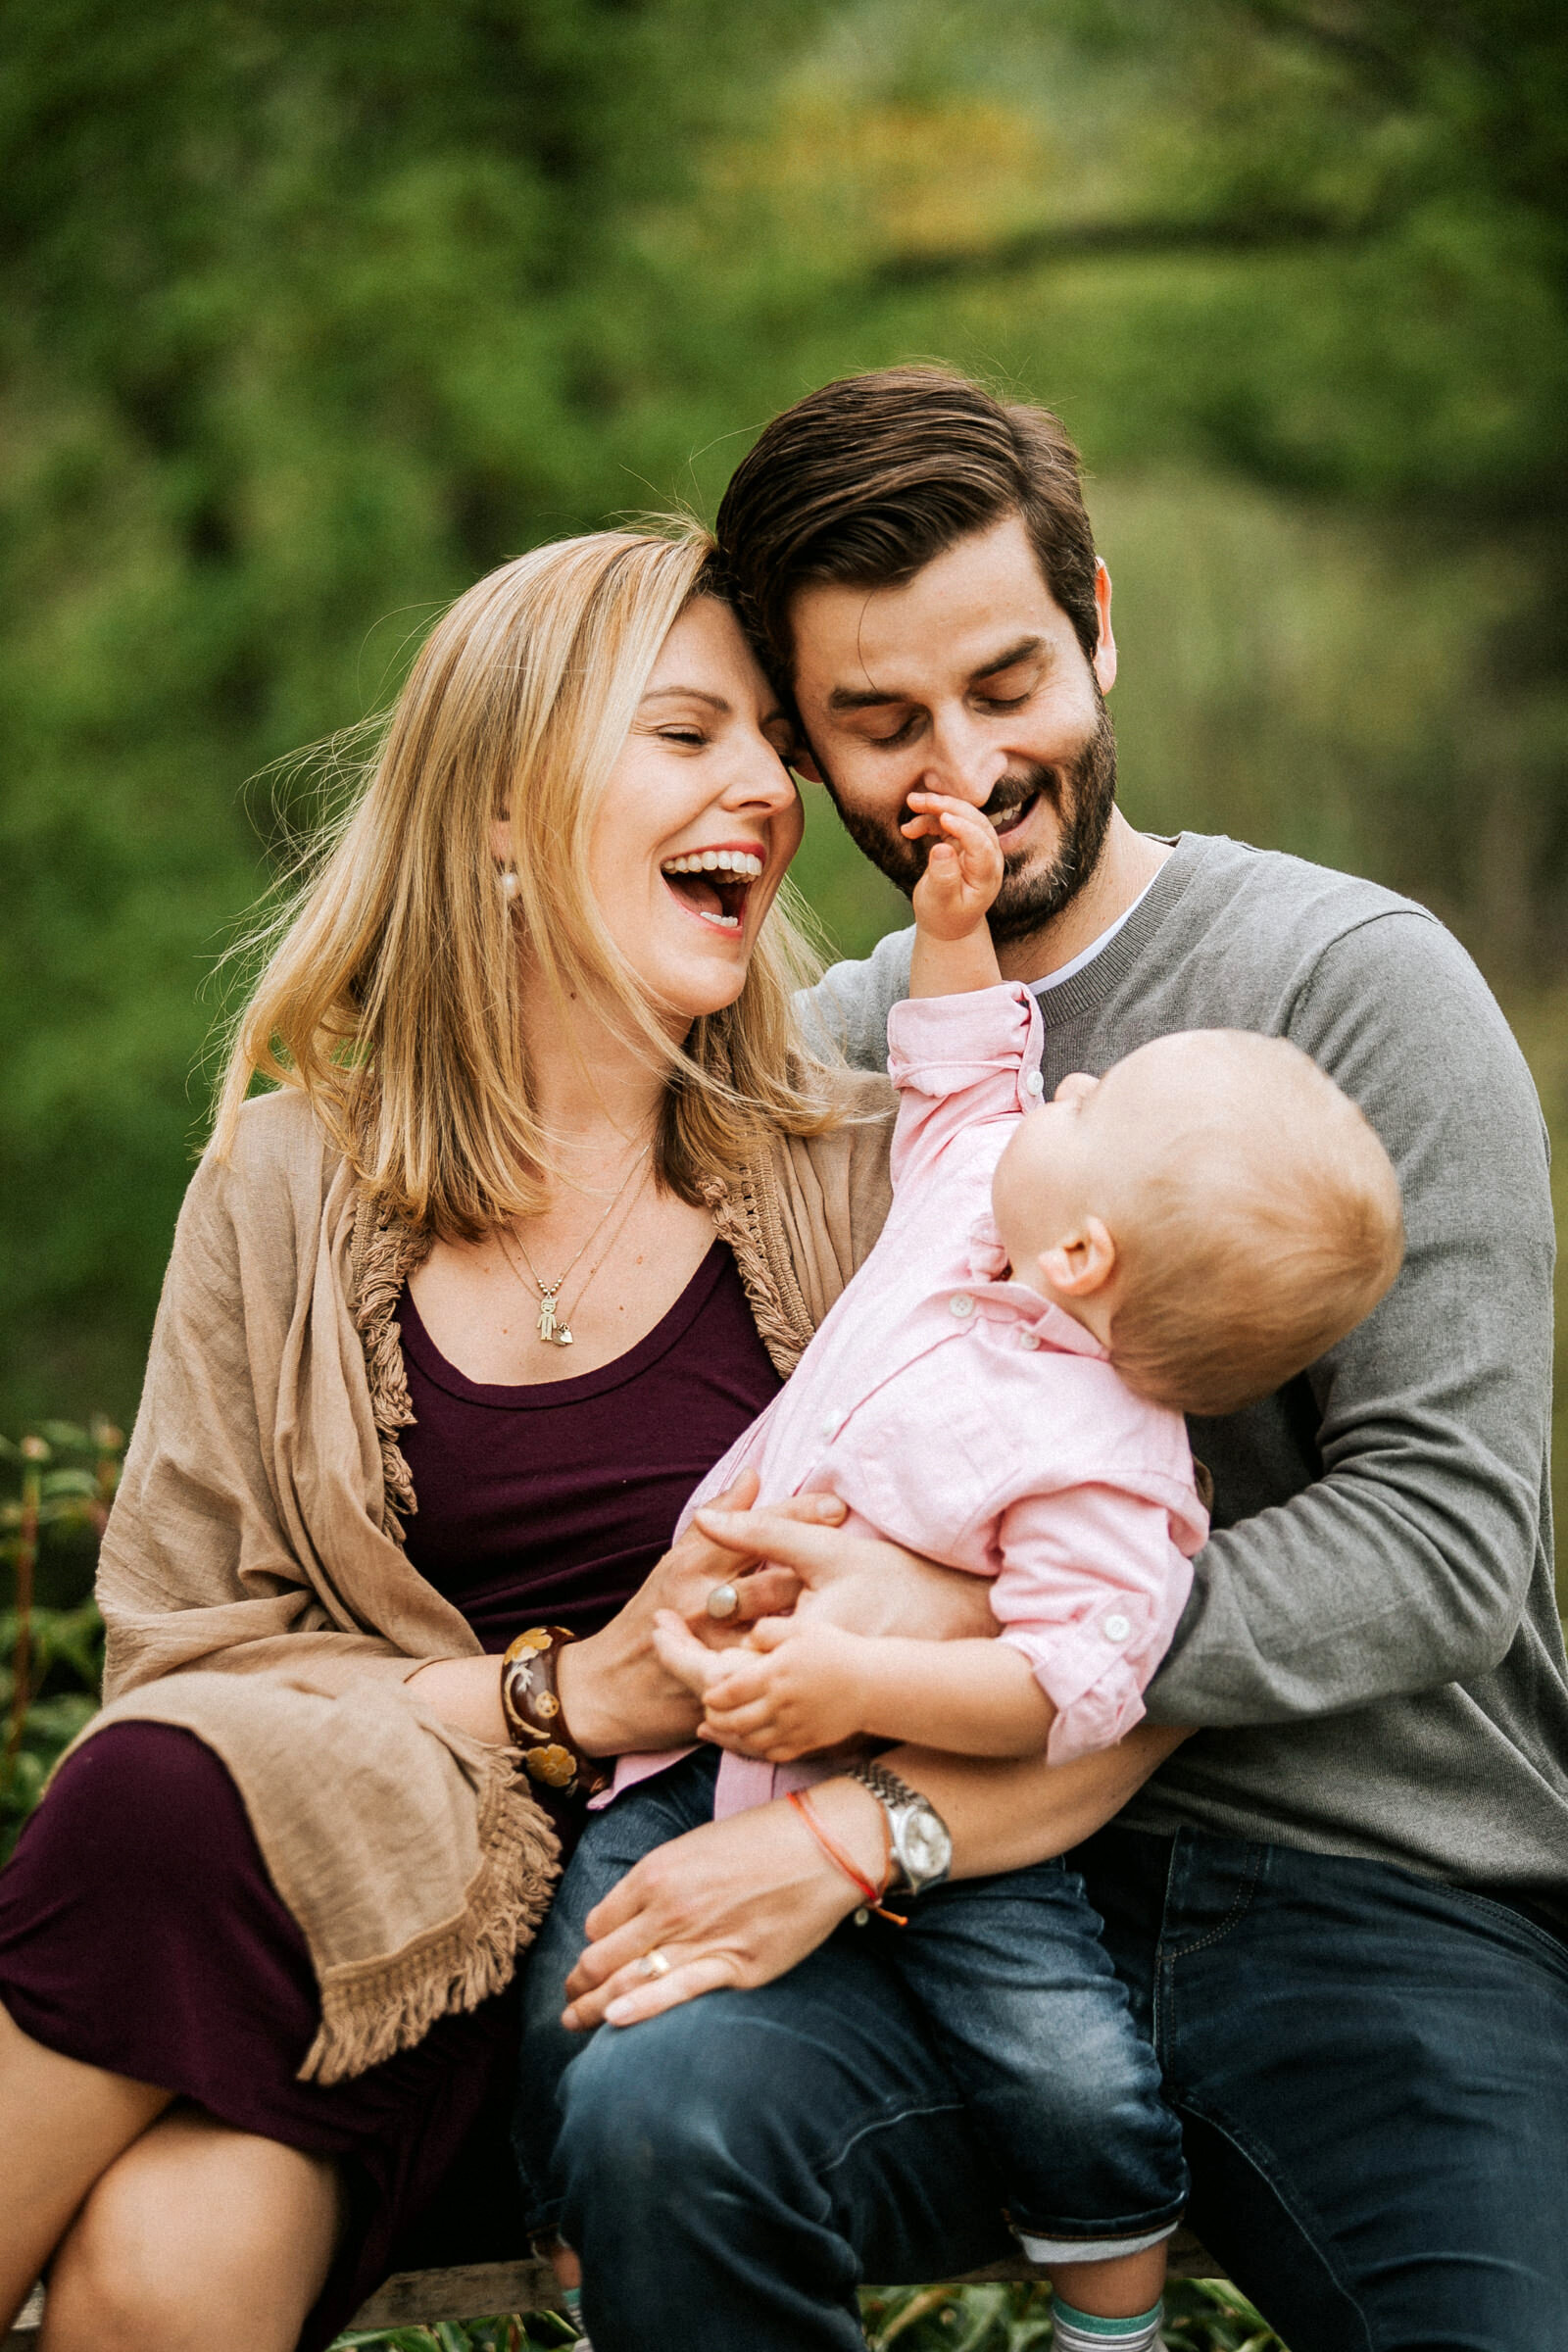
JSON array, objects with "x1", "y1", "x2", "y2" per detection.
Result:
[
  {"x1": 1038, "y1": 1214, "x2": 1118, "y2": 1300},
  {"x1": 1091, "y1": 562, "x2": 1117, "y2": 697},
  {"x1": 790, "y1": 744, "x2": 825, "y2": 787}
]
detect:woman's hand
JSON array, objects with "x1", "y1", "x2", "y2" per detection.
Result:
[
  {"x1": 555, "y1": 1472, "x2": 851, "y2": 1759},
  {"x1": 561, "y1": 1778, "x2": 881, "y2": 2031},
  {"x1": 690, "y1": 1506, "x2": 997, "y2": 1643}
]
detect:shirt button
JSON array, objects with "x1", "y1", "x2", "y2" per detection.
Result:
[
  {"x1": 949, "y1": 1294, "x2": 974, "y2": 1319},
  {"x1": 820, "y1": 1411, "x2": 839, "y2": 1437},
  {"x1": 1102, "y1": 1613, "x2": 1132, "y2": 1643},
  {"x1": 1024, "y1": 1070, "x2": 1045, "y2": 1095},
  {"x1": 1019, "y1": 1330, "x2": 1041, "y2": 1350}
]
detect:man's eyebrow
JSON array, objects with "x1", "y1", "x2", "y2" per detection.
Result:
[
  {"x1": 826, "y1": 636, "x2": 1047, "y2": 714},
  {"x1": 971, "y1": 635, "x2": 1045, "y2": 682}
]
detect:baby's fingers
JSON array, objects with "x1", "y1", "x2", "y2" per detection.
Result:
[{"x1": 701, "y1": 1692, "x2": 780, "y2": 1741}]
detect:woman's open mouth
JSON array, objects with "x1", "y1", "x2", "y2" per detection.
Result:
[{"x1": 660, "y1": 847, "x2": 764, "y2": 933}]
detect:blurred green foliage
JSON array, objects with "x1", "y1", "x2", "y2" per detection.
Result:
[
  {"x1": 0, "y1": 1422, "x2": 117, "y2": 1858},
  {"x1": 0, "y1": 0, "x2": 1560, "y2": 1433},
  {"x1": 1, "y1": 1, "x2": 1563, "y2": 1450}
]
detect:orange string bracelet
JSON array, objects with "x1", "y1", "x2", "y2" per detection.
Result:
[{"x1": 787, "y1": 1789, "x2": 907, "y2": 1926}]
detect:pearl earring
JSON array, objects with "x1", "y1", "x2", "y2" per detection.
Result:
[{"x1": 498, "y1": 868, "x2": 519, "y2": 902}]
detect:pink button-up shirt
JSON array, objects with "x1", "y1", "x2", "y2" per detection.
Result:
[{"x1": 612, "y1": 982, "x2": 1207, "y2": 1817}]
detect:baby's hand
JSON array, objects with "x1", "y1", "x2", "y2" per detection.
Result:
[
  {"x1": 696, "y1": 1616, "x2": 870, "y2": 1763},
  {"x1": 906, "y1": 794, "x2": 1004, "y2": 944}
]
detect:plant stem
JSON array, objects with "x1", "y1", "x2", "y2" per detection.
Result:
[{"x1": 2, "y1": 1440, "x2": 45, "y2": 1795}]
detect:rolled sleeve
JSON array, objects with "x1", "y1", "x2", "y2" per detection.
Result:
[
  {"x1": 887, "y1": 984, "x2": 1044, "y2": 1189},
  {"x1": 990, "y1": 1482, "x2": 1197, "y2": 1765}
]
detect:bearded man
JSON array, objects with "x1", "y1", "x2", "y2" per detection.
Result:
[{"x1": 526, "y1": 369, "x2": 1568, "y2": 2352}]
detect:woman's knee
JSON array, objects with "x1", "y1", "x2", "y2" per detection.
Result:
[{"x1": 41, "y1": 2110, "x2": 341, "y2": 2352}]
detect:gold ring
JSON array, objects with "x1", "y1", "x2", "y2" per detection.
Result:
[
  {"x1": 636, "y1": 1948, "x2": 671, "y2": 1981},
  {"x1": 705, "y1": 1582, "x2": 740, "y2": 1621}
]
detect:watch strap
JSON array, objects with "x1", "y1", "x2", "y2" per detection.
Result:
[{"x1": 846, "y1": 1759, "x2": 952, "y2": 1894}]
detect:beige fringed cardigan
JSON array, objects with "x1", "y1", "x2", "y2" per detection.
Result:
[{"x1": 73, "y1": 1077, "x2": 895, "y2": 2085}]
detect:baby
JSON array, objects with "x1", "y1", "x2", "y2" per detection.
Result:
[{"x1": 601, "y1": 795, "x2": 1404, "y2": 2351}]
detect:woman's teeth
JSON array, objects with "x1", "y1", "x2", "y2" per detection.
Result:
[
  {"x1": 661, "y1": 850, "x2": 764, "y2": 878},
  {"x1": 660, "y1": 848, "x2": 760, "y2": 931}
]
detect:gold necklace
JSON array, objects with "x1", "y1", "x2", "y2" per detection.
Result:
[{"x1": 500, "y1": 1145, "x2": 651, "y2": 1346}]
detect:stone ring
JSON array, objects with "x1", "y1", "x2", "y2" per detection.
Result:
[
  {"x1": 636, "y1": 1948, "x2": 672, "y2": 1981},
  {"x1": 705, "y1": 1581, "x2": 740, "y2": 1621}
]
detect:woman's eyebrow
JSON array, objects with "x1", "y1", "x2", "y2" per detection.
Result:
[{"x1": 640, "y1": 685, "x2": 732, "y2": 711}]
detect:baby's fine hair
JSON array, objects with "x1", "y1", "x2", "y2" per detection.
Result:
[{"x1": 1107, "y1": 1032, "x2": 1404, "y2": 1419}]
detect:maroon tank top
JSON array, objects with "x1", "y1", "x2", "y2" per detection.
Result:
[{"x1": 398, "y1": 1237, "x2": 782, "y2": 1646}]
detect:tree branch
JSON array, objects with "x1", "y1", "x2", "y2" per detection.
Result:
[{"x1": 868, "y1": 205, "x2": 1389, "y2": 292}]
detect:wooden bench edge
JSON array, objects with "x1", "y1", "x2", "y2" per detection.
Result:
[{"x1": 4, "y1": 2232, "x2": 1222, "y2": 2344}]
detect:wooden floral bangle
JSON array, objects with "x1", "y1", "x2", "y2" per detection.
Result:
[{"x1": 500, "y1": 1626, "x2": 609, "y2": 1798}]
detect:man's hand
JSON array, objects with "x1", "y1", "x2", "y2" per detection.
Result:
[
  {"x1": 906, "y1": 792, "x2": 1004, "y2": 941},
  {"x1": 655, "y1": 1609, "x2": 872, "y2": 1760}
]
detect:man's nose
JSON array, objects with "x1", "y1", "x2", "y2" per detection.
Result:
[{"x1": 915, "y1": 714, "x2": 1009, "y2": 807}]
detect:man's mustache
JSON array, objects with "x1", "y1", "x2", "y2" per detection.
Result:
[
  {"x1": 981, "y1": 767, "x2": 1054, "y2": 822},
  {"x1": 898, "y1": 767, "x2": 1055, "y2": 833}
]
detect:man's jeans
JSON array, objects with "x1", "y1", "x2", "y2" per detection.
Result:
[
  {"x1": 517, "y1": 1754, "x2": 1184, "y2": 2267},
  {"x1": 514, "y1": 1776, "x2": 1568, "y2": 2352}
]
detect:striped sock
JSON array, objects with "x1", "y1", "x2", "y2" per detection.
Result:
[{"x1": 1050, "y1": 2295, "x2": 1163, "y2": 2352}]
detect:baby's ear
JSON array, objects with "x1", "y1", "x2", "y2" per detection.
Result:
[{"x1": 1038, "y1": 1215, "x2": 1118, "y2": 1299}]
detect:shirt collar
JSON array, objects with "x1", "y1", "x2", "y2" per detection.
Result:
[{"x1": 963, "y1": 1215, "x2": 1109, "y2": 1358}]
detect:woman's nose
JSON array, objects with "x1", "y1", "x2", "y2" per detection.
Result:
[{"x1": 721, "y1": 735, "x2": 799, "y2": 809}]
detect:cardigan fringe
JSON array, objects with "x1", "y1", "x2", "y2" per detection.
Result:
[
  {"x1": 700, "y1": 1172, "x2": 813, "y2": 1380},
  {"x1": 349, "y1": 1190, "x2": 430, "y2": 1540},
  {"x1": 302, "y1": 1748, "x2": 561, "y2": 2083}
]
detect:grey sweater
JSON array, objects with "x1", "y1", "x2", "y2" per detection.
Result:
[{"x1": 802, "y1": 833, "x2": 1568, "y2": 1912}]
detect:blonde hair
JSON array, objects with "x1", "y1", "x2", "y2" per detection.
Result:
[
  {"x1": 214, "y1": 526, "x2": 835, "y2": 1235},
  {"x1": 1105, "y1": 1032, "x2": 1404, "y2": 1418}
]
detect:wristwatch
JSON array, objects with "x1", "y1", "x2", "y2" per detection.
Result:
[{"x1": 847, "y1": 1760, "x2": 953, "y2": 1896}]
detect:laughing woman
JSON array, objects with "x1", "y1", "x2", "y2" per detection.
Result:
[{"x1": 0, "y1": 529, "x2": 901, "y2": 2352}]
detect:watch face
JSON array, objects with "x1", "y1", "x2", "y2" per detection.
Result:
[{"x1": 899, "y1": 1805, "x2": 953, "y2": 1883}]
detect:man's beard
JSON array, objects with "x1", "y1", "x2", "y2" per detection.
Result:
[{"x1": 821, "y1": 703, "x2": 1118, "y2": 948}]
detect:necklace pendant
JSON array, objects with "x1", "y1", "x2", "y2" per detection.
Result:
[{"x1": 536, "y1": 1291, "x2": 574, "y2": 1347}]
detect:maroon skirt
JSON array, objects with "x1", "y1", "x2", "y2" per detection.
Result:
[{"x1": 0, "y1": 1723, "x2": 531, "y2": 2349}]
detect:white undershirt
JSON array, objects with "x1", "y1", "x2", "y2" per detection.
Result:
[{"x1": 1028, "y1": 869, "x2": 1161, "y2": 998}]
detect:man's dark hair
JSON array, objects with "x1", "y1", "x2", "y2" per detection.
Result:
[{"x1": 713, "y1": 366, "x2": 1101, "y2": 688}]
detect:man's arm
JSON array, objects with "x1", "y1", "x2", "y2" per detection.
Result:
[
  {"x1": 1148, "y1": 907, "x2": 1554, "y2": 1726},
  {"x1": 797, "y1": 926, "x2": 913, "y2": 1067}
]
